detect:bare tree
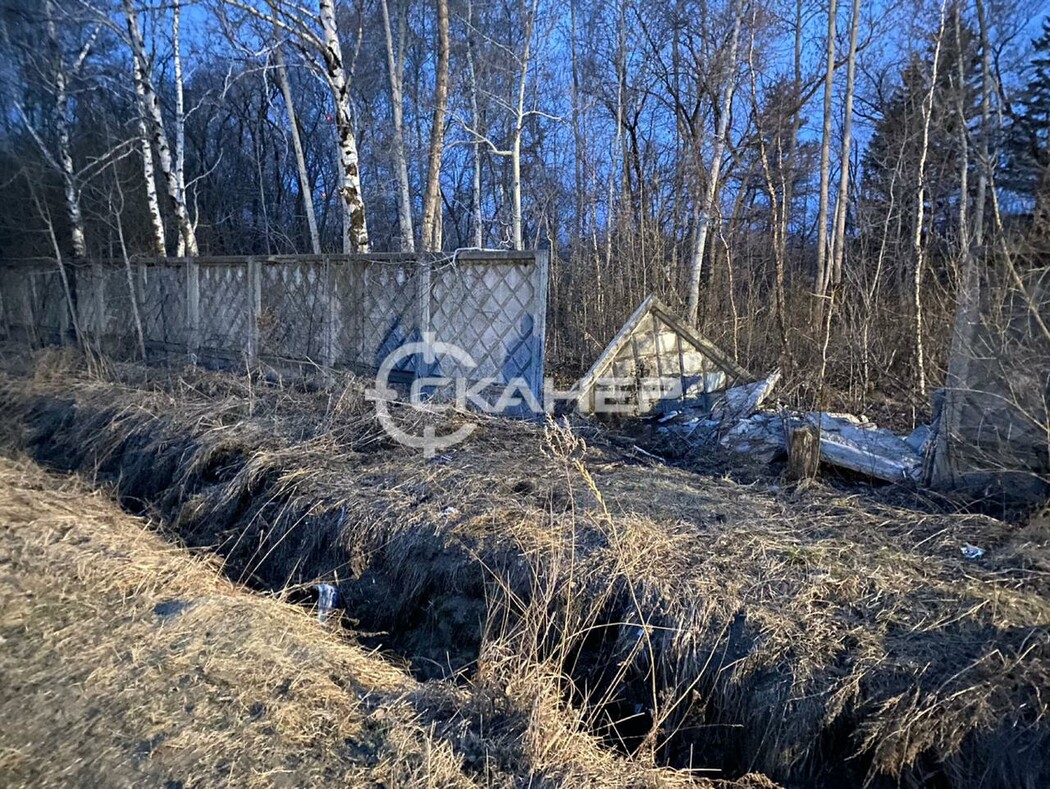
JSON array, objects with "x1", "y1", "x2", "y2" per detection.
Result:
[
  {"x1": 458, "y1": 0, "x2": 542, "y2": 250},
  {"x1": 132, "y1": 53, "x2": 167, "y2": 257},
  {"x1": 318, "y1": 0, "x2": 369, "y2": 252},
  {"x1": 16, "y1": 0, "x2": 98, "y2": 259},
  {"x1": 123, "y1": 0, "x2": 199, "y2": 256},
  {"x1": 380, "y1": 0, "x2": 415, "y2": 252},
  {"x1": 685, "y1": 0, "x2": 745, "y2": 326},
  {"x1": 912, "y1": 0, "x2": 949, "y2": 398},
  {"x1": 421, "y1": 0, "x2": 450, "y2": 251},
  {"x1": 813, "y1": 0, "x2": 838, "y2": 322},
  {"x1": 272, "y1": 30, "x2": 322, "y2": 254},
  {"x1": 464, "y1": 0, "x2": 483, "y2": 247},
  {"x1": 829, "y1": 0, "x2": 861, "y2": 289}
]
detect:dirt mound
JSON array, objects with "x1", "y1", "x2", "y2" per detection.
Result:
[
  {"x1": 0, "y1": 456, "x2": 735, "y2": 789},
  {"x1": 0, "y1": 350, "x2": 1047, "y2": 787}
]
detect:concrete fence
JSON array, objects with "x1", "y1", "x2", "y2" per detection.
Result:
[{"x1": 0, "y1": 250, "x2": 550, "y2": 404}]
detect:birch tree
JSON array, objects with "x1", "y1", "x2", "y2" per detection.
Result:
[
  {"x1": 829, "y1": 0, "x2": 861, "y2": 289},
  {"x1": 465, "y1": 0, "x2": 483, "y2": 247},
  {"x1": 172, "y1": 0, "x2": 190, "y2": 255},
  {"x1": 133, "y1": 53, "x2": 167, "y2": 257},
  {"x1": 227, "y1": 0, "x2": 371, "y2": 252},
  {"x1": 122, "y1": 0, "x2": 199, "y2": 256},
  {"x1": 16, "y1": 0, "x2": 97, "y2": 260},
  {"x1": 458, "y1": 0, "x2": 541, "y2": 250},
  {"x1": 272, "y1": 32, "x2": 322, "y2": 254},
  {"x1": 318, "y1": 0, "x2": 368, "y2": 252}
]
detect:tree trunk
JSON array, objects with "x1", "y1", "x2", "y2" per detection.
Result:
[
  {"x1": 421, "y1": 0, "x2": 450, "y2": 251},
  {"x1": 44, "y1": 0, "x2": 86, "y2": 260},
  {"x1": 973, "y1": 0, "x2": 991, "y2": 247},
  {"x1": 509, "y1": 0, "x2": 539, "y2": 251},
  {"x1": 605, "y1": 0, "x2": 626, "y2": 279},
  {"x1": 133, "y1": 57, "x2": 167, "y2": 258},
  {"x1": 685, "y1": 0, "x2": 743, "y2": 326},
  {"x1": 830, "y1": 0, "x2": 860, "y2": 287},
  {"x1": 814, "y1": 0, "x2": 837, "y2": 322},
  {"x1": 912, "y1": 0, "x2": 949, "y2": 399},
  {"x1": 933, "y1": 0, "x2": 990, "y2": 483},
  {"x1": 123, "y1": 0, "x2": 198, "y2": 256},
  {"x1": 380, "y1": 0, "x2": 415, "y2": 252},
  {"x1": 466, "y1": 0, "x2": 483, "y2": 247},
  {"x1": 319, "y1": 0, "x2": 369, "y2": 254},
  {"x1": 173, "y1": 0, "x2": 188, "y2": 256},
  {"x1": 273, "y1": 32, "x2": 321, "y2": 254}
]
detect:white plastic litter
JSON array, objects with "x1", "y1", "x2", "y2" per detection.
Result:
[
  {"x1": 961, "y1": 544, "x2": 985, "y2": 560},
  {"x1": 315, "y1": 583, "x2": 339, "y2": 623}
]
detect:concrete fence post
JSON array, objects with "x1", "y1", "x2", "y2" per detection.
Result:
[
  {"x1": 531, "y1": 248, "x2": 550, "y2": 406},
  {"x1": 247, "y1": 257, "x2": 261, "y2": 363},
  {"x1": 186, "y1": 258, "x2": 200, "y2": 364},
  {"x1": 323, "y1": 256, "x2": 336, "y2": 368},
  {"x1": 92, "y1": 261, "x2": 106, "y2": 348}
]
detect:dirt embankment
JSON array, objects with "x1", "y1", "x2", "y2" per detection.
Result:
[{"x1": 1, "y1": 351, "x2": 1047, "y2": 788}]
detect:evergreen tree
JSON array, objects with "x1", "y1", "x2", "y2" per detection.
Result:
[
  {"x1": 859, "y1": 10, "x2": 980, "y2": 271},
  {"x1": 1008, "y1": 18, "x2": 1050, "y2": 232}
]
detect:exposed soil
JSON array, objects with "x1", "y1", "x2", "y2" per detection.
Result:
[{"x1": 1, "y1": 348, "x2": 1047, "y2": 788}]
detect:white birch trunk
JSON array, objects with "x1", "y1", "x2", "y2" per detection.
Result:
[
  {"x1": 466, "y1": 0, "x2": 483, "y2": 247},
  {"x1": 934, "y1": 0, "x2": 991, "y2": 483},
  {"x1": 44, "y1": 0, "x2": 86, "y2": 259},
  {"x1": 123, "y1": 0, "x2": 198, "y2": 256},
  {"x1": 912, "y1": 0, "x2": 949, "y2": 398},
  {"x1": 319, "y1": 0, "x2": 370, "y2": 254},
  {"x1": 133, "y1": 56, "x2": 167, "y2": 257},
  {"x1": 814, "y1": 0, "x2": 837, "y2": 316},
  {"x1": 830, "y1": 0, "x2": 861, "y2": 288},
  {"x1": 173, "y1": 0, "x2": 187, "y2": 255},
  {"x1": 509, "y1": 0, "x2": 539, "y2": 251}
]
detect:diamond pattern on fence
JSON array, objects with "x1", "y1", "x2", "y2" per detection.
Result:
[
  {"x1": 428, "y1": 258, "x2": 537, "y2": 386},
  {"x1": 259, "y1": 259, "x2": 326, "y2": 362},
  {"x1": 76, "y1": 266, "x2": 104, "y2": 342},
  {"x1": 347, "y1": 259, "x2": 419, "y2": 371},
  {"x1": 6, "y1": 252, "x2": 547, "y2": 406},
  {"x1": 26, "y1": 267, "x2": 67, "y2": 342},
  {"x1": 100, "y1": 265, "x2": 138, "y2": 353},
  {"x1": 0, "y1": 268, "x2": 30, "y2": 334},
  {"x1": 141, "y1": 263, "x2": 187, "y2": 348},
  {"x1": 329, "y1": 259, "x2": 359, "y2": 366},
  {"x1": 199, "y1": 263, "x2": 249, "y2": 355}
]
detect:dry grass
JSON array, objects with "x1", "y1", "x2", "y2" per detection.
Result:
[
  {"x1": 0, "y1": 452, "x2": 753, "y2": 788},
  {"x1": 0, "y1": 347, "x2": 1046, "y2": 787},
  {"x1": 0, "y1": 457, "x2": 472, "y2": 788}
]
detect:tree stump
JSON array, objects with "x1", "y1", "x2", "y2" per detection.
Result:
[{"x1": 787, "y1": 425, "x2": 821, "y2": 482}]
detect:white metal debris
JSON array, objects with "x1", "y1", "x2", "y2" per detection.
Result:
[{"x1": 654, "y1": 371, "x2": 930, "y2": 483}]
